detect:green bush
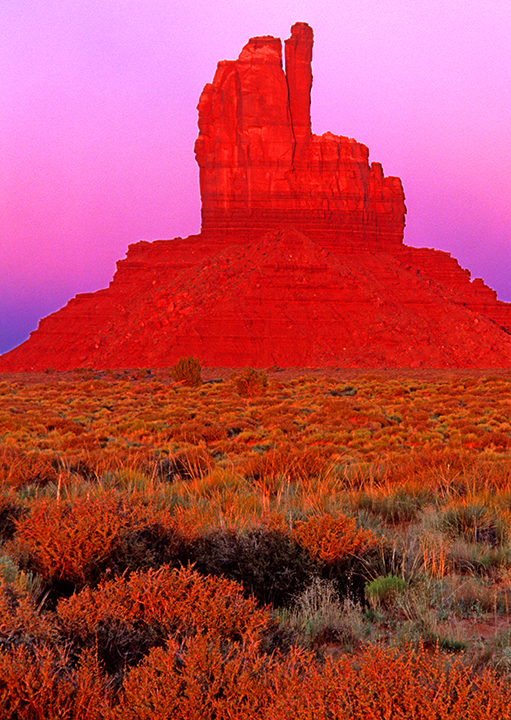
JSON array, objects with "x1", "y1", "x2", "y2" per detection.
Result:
[
  {"x1": 365, "y1": 574, "x2": 407, "y2": 609},
  {"x1": 171, "y1": 357, "x2": 202, "y2": 387}
]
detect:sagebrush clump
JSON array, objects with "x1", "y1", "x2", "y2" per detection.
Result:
[
  {"x1": 171, "y1": 356, "x2": 202, "y2": 386},
  {"x1": 232, "y1": 367, "x2": 268, "y2": 396}
]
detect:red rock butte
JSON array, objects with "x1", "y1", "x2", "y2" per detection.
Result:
[
  {"x1": 2, "y1": 22, "x2": 511, "y2": 371},
  {"x1": 195, "y1": 23, "x2": 405, "y2": 251}
]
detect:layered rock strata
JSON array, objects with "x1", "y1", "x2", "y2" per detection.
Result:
[
  {"x1": 195, "y1": 23, "x2": 406, "y2": 250},
  {"x1": 1, "y1": 22, "x2": 510, "y2": 371}
]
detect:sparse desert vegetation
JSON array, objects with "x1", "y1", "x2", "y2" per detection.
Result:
[{"x1": 3, "y1": 366, "x2": 511, "y2": 716}]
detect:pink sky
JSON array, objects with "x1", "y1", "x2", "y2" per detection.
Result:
[{"x1": 1, "y1": 0, "x2": 511, "y2": 354}]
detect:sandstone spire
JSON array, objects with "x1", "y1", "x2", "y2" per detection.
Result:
[
  {"x1": 284, "y1": 22, "x2": 313, "y2": 160},
  {"x1": 195, "y1": 22, "x2": 406, "y2": 249}
]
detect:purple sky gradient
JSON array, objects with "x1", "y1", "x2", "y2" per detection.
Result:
[{"x1": 2, "y1": 0, "x2": 511, "y2": 354}]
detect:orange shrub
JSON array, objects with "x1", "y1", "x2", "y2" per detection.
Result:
[
  {"x1": 232, "y1": 368, "x2": 268, "y2": 397},
  {"x1": 113, "y1": 640, "x2": 511, "y2": 719},
  {"x1": 2, "y1": 636, "x2": 511, "y2": 719},
  {"x1": 0, "y1": 448, "x2": 60, "y2": 489},
  {"x1": 57, "y1": 565, "x2": 272, "y2": 647},
  {"x1": 268, "y1": 642, "x2": 511, "y2": 720},
  {"x1": 170, "y1": 356, "x2": 202, "y2": 387},
  {"x1": 112, "y1": 635, "x2": 271, "y2": 720},
  {"x1": 12, "y1": 494, "x2": 171, "y2": 588},
  {"x1": 0, "y1": 645, "x2": 108, "y2": 720},
  {"x1": 292, "y1": 513, "x2": 378, "y2": 563},
  {"x1": 0, "y1": 583, "x2": 56, "y2": 650}
]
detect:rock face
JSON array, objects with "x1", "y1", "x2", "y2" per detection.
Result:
[
  {"x1": 195, "y1": 23, "x2": 406, "y2": 250},
  {"x1": 1, "y1": 22, "x2": 511, "y2": 371}
]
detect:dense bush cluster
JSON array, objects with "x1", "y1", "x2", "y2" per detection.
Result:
[{"x1": 2, "y1": 369, "x2": 511, "y2": 715}]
